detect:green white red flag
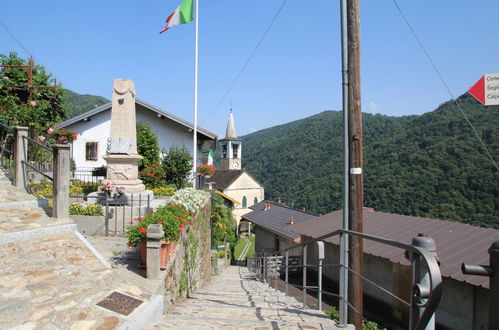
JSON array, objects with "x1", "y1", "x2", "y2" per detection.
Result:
[
  {"x1": 207, "y1": 148, "x2": 214, "y2": 165},
  {"x1": 160, "y1": 0, "x2": 194, "y2": 34}
]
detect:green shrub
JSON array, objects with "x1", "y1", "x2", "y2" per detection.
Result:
[
  {"x1": 137, "y1": 121, "x2": 160, "y2": 169},
  {"x1": 325, "y1": 307, "x2": 386, "y2": 329},
  {"x1": 161, "y1": 146, "x2": 192, "y2": 189}
]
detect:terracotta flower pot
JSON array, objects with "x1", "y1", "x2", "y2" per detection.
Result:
[{"x1": 139, "y1": 241, "x2": 175, "y2": 270}]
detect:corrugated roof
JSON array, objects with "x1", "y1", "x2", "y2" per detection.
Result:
[
  {"x1": 58, "y1": 98, "x2": 217, "y2": 140},
  {"x1": 289, "y1": 210, "x2": 499, "y2": 288},
  {"x1": 242, "y1": 201, "x2": 317, "y2": 240}
]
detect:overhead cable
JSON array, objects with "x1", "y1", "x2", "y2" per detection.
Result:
[
  {"x1": 392, "y1": 0, "x2": 498, "y2": 171},
  {"x1": 202, "y1": 0, "x2": 288, "y2": 123}
]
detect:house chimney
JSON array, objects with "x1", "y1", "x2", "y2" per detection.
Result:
[{"x1": 289, "y1": 216, "x2": 295, "y2": 224}]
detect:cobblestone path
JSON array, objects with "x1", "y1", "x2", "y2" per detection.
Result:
[
  {"x1": 147, "y1": 265, "x2": 343, "y2": 329},
  {"x1": 0, "y1": 173, "x2": 157, "y2": 329}
]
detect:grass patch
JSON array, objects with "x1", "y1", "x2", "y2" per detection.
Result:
[{"x1": 233, "y1": 236, "x2": 255, "y2": 260}]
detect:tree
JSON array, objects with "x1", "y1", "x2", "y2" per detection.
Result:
[
  {"x1": 210, "y1": 194, "x2": 237, "y2": 249},
  {"x1": 136, "y1": 121, "x2": 160, "y2": 169},
  {"x1": 161, "y1": 145, "x2": 192, "y2": 189},
  {"x1": 0, "y1": 52, "x2": 68, "y2": 136}
]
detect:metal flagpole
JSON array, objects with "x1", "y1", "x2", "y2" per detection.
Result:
[
  {"x1": 339, "y1": 0, "x2": 349, "y2": 325},
  {"x1": 192, "y1": 0, "x2": 199, "y2": 189}
]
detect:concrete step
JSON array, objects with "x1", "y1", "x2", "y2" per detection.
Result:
[
  {"x1": 0, "y1": 185, "x2": 39, "y2": 206},
  {"x1": 147, "y1": 314, "x2": 337, "y2": 329},
  {"x1": 148, "y1": 266, "x2": 345, "y2": 329}
]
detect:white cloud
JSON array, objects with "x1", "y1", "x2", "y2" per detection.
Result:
[{"x1": 366, "y1": 101, "x2": 380, "y2": 114}]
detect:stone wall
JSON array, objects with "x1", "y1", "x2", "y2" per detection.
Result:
[{"x1": 162, "y1": 197, "x2": 212, "y2": 311}]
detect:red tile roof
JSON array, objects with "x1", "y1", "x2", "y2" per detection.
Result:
[{"x1": 289, "y1": 210, "x2": 499, "y2": 288}]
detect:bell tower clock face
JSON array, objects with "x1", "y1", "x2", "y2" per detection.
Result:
[{"x1": 232, "y1": 162, "x2": 239, "y2": 169}]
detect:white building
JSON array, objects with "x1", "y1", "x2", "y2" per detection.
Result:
[{"x1": 58, "y1": 98, "x2": 217, "y2": 170}]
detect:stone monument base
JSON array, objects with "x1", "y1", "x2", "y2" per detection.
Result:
[{"x1": 103, "y1": 154, "x2": 145, "y2": 193}]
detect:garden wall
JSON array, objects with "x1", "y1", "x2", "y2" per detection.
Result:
[{"x1": 162, "y1": 196, "x2": 212, "y2": 311}]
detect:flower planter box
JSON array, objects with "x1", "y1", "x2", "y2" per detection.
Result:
[{"x1": 138, "y1": 241, "x2": 175, "y2": 270}]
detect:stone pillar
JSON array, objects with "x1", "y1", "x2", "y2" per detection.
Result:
[
  {"x1": 146, "y1": 224, "x2": 164, "y2": 279},
  {"x1": 52, "y1": 144, "x2": 70, "y2": 219},
  {"x1": 13, "y1": 126, "x2": 28, "y2": 188},
  {"x1": 102, "y1": 79, "x2": 146, "y2": 194}
]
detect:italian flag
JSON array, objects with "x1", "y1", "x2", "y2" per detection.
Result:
[
  {"x1": 207, "y1": 148, "x2": 214, "y2": 165},
  {"x1": 160, "y1": 0, "x2": 194, "y2": 34}
]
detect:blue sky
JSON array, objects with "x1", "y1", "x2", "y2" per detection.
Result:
[{"x1": 1, "y1": 0, "x2": 498, "y2": 137}]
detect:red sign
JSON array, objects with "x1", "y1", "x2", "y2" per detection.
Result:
[{"x1": 468, "y1": 74, "x2": 499, "y2": 105}]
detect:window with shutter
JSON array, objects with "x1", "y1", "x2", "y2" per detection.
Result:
[{"x1": 85, "y1": 142, "x2": 98, "y2": 161}]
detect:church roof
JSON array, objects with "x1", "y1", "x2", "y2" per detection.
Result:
[
  {"x1": 205, "y1": 170, "x2": 244, "y2": 190},
  {"x1": 224, "y1": 111, "x2": 237, "y2": 139}
]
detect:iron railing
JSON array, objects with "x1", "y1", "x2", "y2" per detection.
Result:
[
  {"x1": 247, "y1": 229, "x2": 442, "y2": 330},
  {"x1": 0, "y1": 122, "x2": 15, "y2": 174},
  {"x1": 72, "y1": 167, "x2": 105, "y2": 184},
  {"x1": 22, "y1": 135, "x2": 54, "y2": 194},
  {"x1": 69, "y1": 193, "x2": 152, "y2": 237}
]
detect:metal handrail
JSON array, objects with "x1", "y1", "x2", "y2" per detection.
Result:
[
  {"x1": 22, "y1": 135, "x2": 52, "y2": 152},
  {"x1": 247, "y1": 229, "x2": 442, "y2": 330},
  {"x1": 22, "y1": 161, "x2": 53, "y2": 181},
  {"x1": 0, "y1": 121, "x2": 12, "y2": 131}
]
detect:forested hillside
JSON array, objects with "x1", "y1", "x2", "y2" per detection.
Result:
[
  {"x1": 243, "y1": 93, "x2": 498, "y2": 228},
  {"x1": 64, "y1": 89, "x2": 109, "y2": 118}
]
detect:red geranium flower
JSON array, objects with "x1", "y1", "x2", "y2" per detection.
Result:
[{"x1": 139, "y1": 227, "x2": 147, "y2": 233}]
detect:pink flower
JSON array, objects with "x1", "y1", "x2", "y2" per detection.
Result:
[{"x1": 30, "y1": 101, "x2": 37, "y2": 107}]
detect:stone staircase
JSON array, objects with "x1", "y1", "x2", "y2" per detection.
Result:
[
  {"x1": 0, "y1": 172, "x2": 163, "y2": 329},
  {"x1": 146, "y1": 266, "x2": 347, "y2": 329}
]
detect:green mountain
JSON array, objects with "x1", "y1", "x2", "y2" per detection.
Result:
[
  {"x1": 243, "y1": 93, "x2": 499, "y2": 228},
  {"x1": 63, "y1": 89, "x2": 109, "y2": 118}
]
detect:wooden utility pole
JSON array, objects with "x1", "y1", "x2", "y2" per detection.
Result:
[{"x1": 347, "y1": 0, "x2": 364, "y2": 328}]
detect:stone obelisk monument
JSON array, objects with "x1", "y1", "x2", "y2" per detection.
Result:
[{"x1": 102, "y1": 79, "x2": 146, "y2": 194}]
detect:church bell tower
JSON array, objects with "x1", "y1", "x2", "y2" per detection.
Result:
[{"x1": 220, "y1": 110, "x2": 242, "y2": 170}]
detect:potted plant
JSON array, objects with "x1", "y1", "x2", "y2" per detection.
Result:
[
  {"x1": 197, "y1": 164, "x2": 216, "y2": 177},
  {"x1": 47, "y1": 126, "x2": 78, "y2": 144},
  {"x1": 125, "y1": 203, "x2": 194, "y2": 269}
]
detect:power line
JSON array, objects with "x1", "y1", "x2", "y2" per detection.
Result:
[
  {"x1": 0, "y1": 20, "x2": 45, "y2": 68},
  {"x1": 0, "y1": 19, "x2": 72, "y2": 92},
  {"x1": 391, "y1": 0, "x2": 498, "y2": 171},
  {"x1": 202, "y1": 0, "x2": 288, "y2": 124}
]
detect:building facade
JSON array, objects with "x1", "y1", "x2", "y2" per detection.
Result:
[{"x1": 59, "y1": 98, "x2": 217, "y2": 170}]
